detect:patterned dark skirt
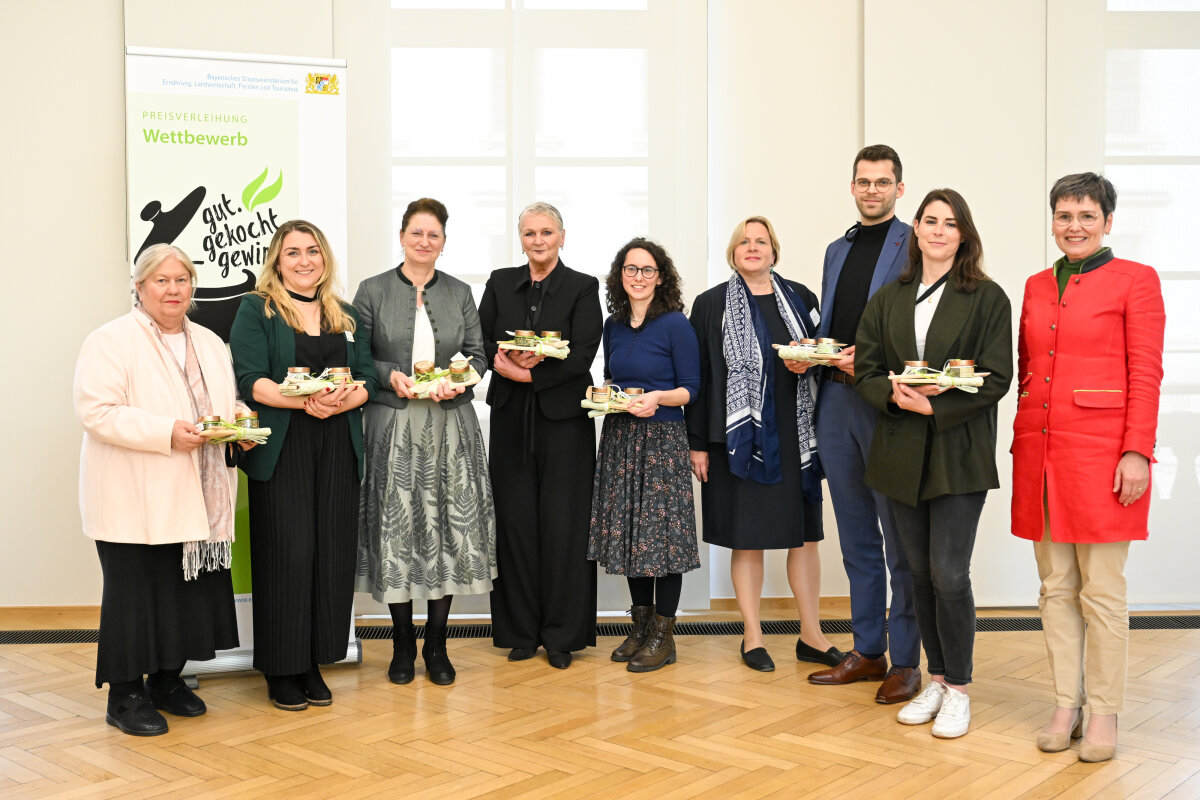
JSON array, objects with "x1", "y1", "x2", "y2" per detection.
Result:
[{"x1": 587, "y1": 415, "x2": 700, "y2": 577}]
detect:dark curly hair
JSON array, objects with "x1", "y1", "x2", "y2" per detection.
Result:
[{"x1": 604, "y1": 237, "x2": 684, "y2": 324}]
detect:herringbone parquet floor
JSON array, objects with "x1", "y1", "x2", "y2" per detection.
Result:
[{"x1": 2, "y1": 614, "x2": 1198, "y2": 799}]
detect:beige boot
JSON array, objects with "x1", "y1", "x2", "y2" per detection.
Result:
[
  {"x1": 628, "y1": 614, "x2": 677, "y2": 673},
  {"x1": 611, "y1": 605, "x2": 655, "y2": 662}
]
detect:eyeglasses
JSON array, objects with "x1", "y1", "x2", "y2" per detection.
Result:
[
  {"x1": 405, "y1": 228, "x2": 443, "y2": 242},
  {"x1": 1052, "y1": 212, "x2": 1103, "y2": 228},
  {"x1": 622, "y1": 265, "x2": 659, "y2": 279},
  {"x1": 854, "y1": 178, "x2": 895, "y2": 192}
]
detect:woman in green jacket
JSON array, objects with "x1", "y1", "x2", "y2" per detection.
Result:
[
  {"x1": 230, "y1": 220, "x2": 376, "y2": 711},
  {"x1": 855, "y1": 189, "x2": 1012, "y2": 740}
]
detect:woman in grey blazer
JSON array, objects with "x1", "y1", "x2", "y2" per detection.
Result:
[{"x1": 354, "y1": 198, "x2": 497, "y2": 687}]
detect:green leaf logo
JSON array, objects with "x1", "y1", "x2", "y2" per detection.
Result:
[{"x1": 242, "y1": 167, "x2": 284, "y2": 211}]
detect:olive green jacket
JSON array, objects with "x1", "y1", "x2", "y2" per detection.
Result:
[{"x1": 854, "y1": 277, "x2": 1013, "y2": 506}]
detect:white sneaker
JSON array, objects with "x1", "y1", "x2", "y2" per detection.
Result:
[
  {"x1": 897, "y1": 681, "x2": 947, "y2": 725},
  {"x1": 931, "y1": 687, "x2": 971, "y2": 738}
]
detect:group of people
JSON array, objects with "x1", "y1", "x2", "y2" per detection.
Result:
[{"x1": 75, "y1": 145, "x2": 1164, "y2": 763}]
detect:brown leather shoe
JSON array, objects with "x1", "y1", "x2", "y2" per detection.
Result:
[
  {"x1": 807, "y1": 650, "x2": 888, "y2": 685},
  {"x1": 874, "y1": 665, "x2": 921, "y2": 704}
]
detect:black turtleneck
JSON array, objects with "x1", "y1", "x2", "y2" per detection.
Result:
[{"x1": 829, "y1": 219, "x2": 892, "y2": 345}]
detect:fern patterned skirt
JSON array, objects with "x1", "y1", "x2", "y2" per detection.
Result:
[
  {"x1": 357, "y1": 400, "x2": 498, "y2": 603},
  {"x1": 587, "y1": 415, "x2": 701, "y2": 577}
]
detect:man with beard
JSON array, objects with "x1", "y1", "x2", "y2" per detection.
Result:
[{"x1": 804, "y1": 145, "x2": 922, "y2": 704}]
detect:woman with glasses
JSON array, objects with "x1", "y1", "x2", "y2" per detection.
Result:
[
  {"x1": 479, "y1": 201, "x2": 603, "y2": 669},
  {"x1": 354, "y1": 197, "x2": 497, "y2": 687},
  {"x1": 1012, "y1": 173, "x2": 1165, "y2": 762},
  {"x1": 854, "y1": 189, "x2": 1012, "y2": 740},
  {"x1": 686, "y1": 216, "x2": 832, "y2": 672},
  {"x1": 588, "y1": 238, "x2": 700, "y2": 672}
]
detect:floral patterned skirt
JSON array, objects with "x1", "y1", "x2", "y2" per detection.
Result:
[
  {"x1": 356, "y1": 401, "x2": 498, "y2": 603},
  {"x1": 587, "y1": 415, "x2": 700, "y2": 577}
]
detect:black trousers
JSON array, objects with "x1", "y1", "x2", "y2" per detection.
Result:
[
  {"x1": 890, "y1": 490, "x2": 987, "y2": 685},
  {"x1": 248, "y1": 413, "x2": 359, "y2": 675},
  {"x1": 488, "y1": 395, "x2": 597, "y2": 651}
]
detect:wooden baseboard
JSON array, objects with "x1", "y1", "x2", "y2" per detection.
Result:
[{"x1": 0, "y1": 606, "x2": 101, "y2": 629}]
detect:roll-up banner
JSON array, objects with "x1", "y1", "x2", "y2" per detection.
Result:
[{"x1": 124, "y1": 47, "x2": 355, "y2": 675}]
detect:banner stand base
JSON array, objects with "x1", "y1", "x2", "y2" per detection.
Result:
[{"x1": 183, "y1": 639, "x2": 362, "y2": 687}]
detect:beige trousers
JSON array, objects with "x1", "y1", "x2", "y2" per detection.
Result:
[{"x1": 1033, "y1": 496, "x2": 1130, "y2": 715}]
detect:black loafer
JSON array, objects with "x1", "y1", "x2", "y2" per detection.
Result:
[
  {"x1": 508, "y1": 647, "x2": 538, "y2": 662},
  {"x1": 547, "y1": 650, "x2": 572, "y2": 669},
  {"x1": 106, "y1": 690, "x2": 168, "y2": 736},
  {"x1": 266, "y1": 675, "x2": 309, "y2": 711},
  {"x1": 796, "y1": 640, "x2": 845, "y2": 668},
  {"x1": 303, "y1": 665, "x2": 332, "y2": 706},
  {"x1": 740, "y1": 640, "x2": 775, "y2": 672},
  {"x1": 145, "y1": 675, "x2": 206, "y2": 717}
]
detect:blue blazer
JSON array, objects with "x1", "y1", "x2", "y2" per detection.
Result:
[{"x1": 816, "y1": 216, "x2": 912, "y2": 340}]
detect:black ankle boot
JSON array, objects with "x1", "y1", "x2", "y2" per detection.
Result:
[
  {"x1": 389, "y1": 622, "x2": 417, "y2": 685},
  {"x1": 422, "y1": 623, "x2": 456, "y2": 685},
  {"x1": 303, "y1": 664, "x2": 332, "y2": 706},
  {"x1": 265, "y1": 674, "x2": 308, "y2": 711}
]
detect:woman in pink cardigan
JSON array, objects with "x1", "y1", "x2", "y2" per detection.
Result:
[{"x1": 74, "y1": 244, "x2": 251, "y2": 737}]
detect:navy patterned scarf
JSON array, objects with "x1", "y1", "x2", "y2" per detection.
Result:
[{"x1": 723, "y1": 272, "x2": 822, "y2": 500}]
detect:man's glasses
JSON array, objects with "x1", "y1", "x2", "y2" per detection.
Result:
[{"x1": 854, "y1": 178, "x2": 895, "y2": 192}]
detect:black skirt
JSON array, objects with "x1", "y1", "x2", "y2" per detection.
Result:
[
  {"x1": 700, "y1": 293, "x2": 823, "y2": 550},
  {"x1": 95, "y1": 540, "x2": 238, "y2": 687}
]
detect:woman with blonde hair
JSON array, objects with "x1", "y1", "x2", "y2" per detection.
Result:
[
  {"x1": 230, "y1": 220, "x2": 377, "y2": 710},
  {"x1": 686, "y1": 216, "x2": 832, "y2": 672}
]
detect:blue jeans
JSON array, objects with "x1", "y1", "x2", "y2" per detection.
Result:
[{"x1": 890, "y1": 491, "x2": 986, "y2": 685}]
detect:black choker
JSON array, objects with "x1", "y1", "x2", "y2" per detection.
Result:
[{"x1": 287, "y1": 289, "x2": 317, "y2": 303}]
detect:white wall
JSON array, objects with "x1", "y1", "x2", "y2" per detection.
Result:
[
  {"x1": 4, "y1": 0, "x2": 1193, "y2": 609},
  {"x1": 862, "y1": 0, "x2": 1046, "y2": 606},
  {"x1": 0, "y1": 0, "x2": 341, "y2": 607},
  {"x1": 707, "y1": 0, "x2": 862, "y2": 602}
]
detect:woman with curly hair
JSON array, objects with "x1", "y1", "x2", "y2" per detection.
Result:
[{"x1": 588, "y1": 237, "x2": 700, "y2": 671}]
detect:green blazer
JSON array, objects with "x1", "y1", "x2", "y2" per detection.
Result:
[
  {"x1": 855, "y1": 277, "x2": 1013, "y2": 507},
  {"x1": 229, "y1": 293, "x2": 377, "y2": 482}
]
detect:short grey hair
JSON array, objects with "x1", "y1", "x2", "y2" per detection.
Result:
[
  {"x1": 1050, "y1": 172, "x2": 1117, "y2": 219},
  {"x1": 516, "y1": 201, "x2": 564, "y2": 234},
  {"x1": 133, "y1": 243, "x2": 197, "y2": 286},
  {"x1": 132, "y1": 243, "x2": 197, "y2": 308}
]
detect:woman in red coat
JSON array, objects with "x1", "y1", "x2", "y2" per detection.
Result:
[{"x1": 1012, "y1": 173, "x2": 1165, "y2": 763}]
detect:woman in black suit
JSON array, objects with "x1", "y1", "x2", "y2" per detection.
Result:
[{"x1": 478, "y1": 201, "x2": 603, "y2": 669}]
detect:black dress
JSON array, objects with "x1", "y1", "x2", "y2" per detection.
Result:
[
  {"x1": 94, "y1": 541, "x2": 238, "y2": 687},
  {"x1": 247, "y1": 330, "x2": 359, "y2": 675},
  {"x1": 689, "y1": 289, "x2": 823, "y2": 550}
]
